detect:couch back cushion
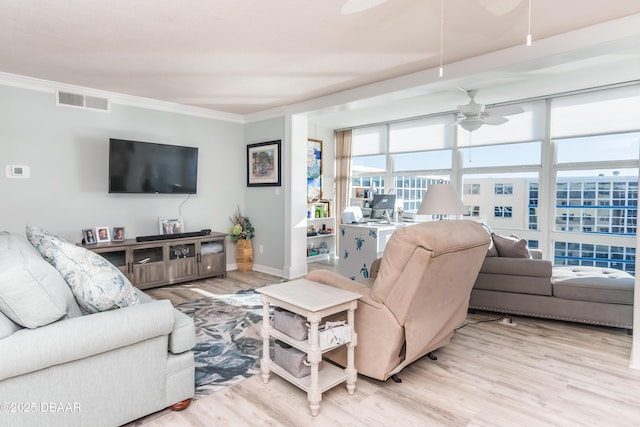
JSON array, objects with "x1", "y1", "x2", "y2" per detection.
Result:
[
  {"x1": 26, "y1": 225, "x2": 140, "y2": 313},
  {"x1": 0, "y1": 232, "x2": 80, "y2": 330}
]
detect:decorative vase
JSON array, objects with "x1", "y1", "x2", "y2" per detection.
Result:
[{"x1": 236, "y1": 239, "x2": 253, "y2": 272}]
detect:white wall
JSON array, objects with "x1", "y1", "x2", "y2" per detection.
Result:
[
  {"x1": 244, "y1": 118, "x2": 286, "y2": 275},
  {"x1": 0, "y1": 85, "x2": 245, "y2": 247}
]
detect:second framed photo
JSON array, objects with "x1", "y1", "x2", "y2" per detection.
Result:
[
  {"x1": 95, "y1": 226, "x2": 111, "y2": 243},
  {"x1": 247, "y1": 140, "x2": 281, "y2": 187}
]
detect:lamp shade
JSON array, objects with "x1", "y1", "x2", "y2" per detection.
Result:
[{"x1": 417, "y1": 183, "x2": 467, "y2": 217}]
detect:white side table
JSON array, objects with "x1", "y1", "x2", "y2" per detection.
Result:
[{"x1": 257, "y1": 279, "x2": 360, "y2": 416}]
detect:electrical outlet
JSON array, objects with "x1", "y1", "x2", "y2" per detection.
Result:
[
  {"x1": 501, "y1": 316, "x2": 517, "y2": 327},
  {"x1": 259, "y1": 244, "x2": 264, "y2": 253}
]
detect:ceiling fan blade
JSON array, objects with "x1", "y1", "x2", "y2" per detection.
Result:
[
  {"x1": 458, "y1": 103, "x2": 484, "y2": 115},
  {"x1": 479, "y1": 0, "x2": 524, "y2": 16},
  {"x1": 482, "y1": 116, "x2": 509, "y2": 125},
  {"x1": 341, "y1": 0, "x2": 387, "y2": 14},
  {"x1": 486, "y1": 105, "x2": 524, "y2": 116}
]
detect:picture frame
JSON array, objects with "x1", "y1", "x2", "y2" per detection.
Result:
[
  {"x1": 95, "y1": 226, "x2": 111, "y2": 243},
  {"x1": 159, "y1": 218, "x2": 184, "y2": 235},
  {"x1": 247, "y1": 140, "x2": 281, "y2": 187},
  {"x1": 307, "y1": 138, "x2": 322, "y2": 201},
  {"x1": 318, "y1": 199, "x2": 331, "y2": 218},
  {"x1": 82, "y1": 228, "x2": 97, "y2": 244},
  {"x1": 112, "y1": 226, "x2": 125, "y2": 241}
]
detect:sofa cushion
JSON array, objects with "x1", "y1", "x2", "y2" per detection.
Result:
[
  {"x1": 551, "y1": 266, "x2": 635, "y2": 304},
  {"x1": 492, "y1": 233, "x2": 529, "y2": 258},
  {"x1": 476, "y1": 257, "x2": 553, "y2": 296},
  {"x1": 0, "y1": 232, "x2": 78, "y2": 329},
  {"x1": 0, "y1": 310, "x2": 23, "y2": 339},
  {"x1": 26, "y1": 225, "x2": 140, "y2": 313}
]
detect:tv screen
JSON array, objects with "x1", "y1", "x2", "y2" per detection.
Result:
[{"x1": 108, "y1": 139, "x2": 198, "y2": 194}]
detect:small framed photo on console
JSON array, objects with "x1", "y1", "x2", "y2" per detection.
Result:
[
  {"x1": 95, "y1": 226, "x2": 111, "y2": 243},
  {"x1": 82, "y1": 228, "x2": 97, "y2": 244},
  {"x1": 112, "y1": 226, "x2": 125, "y2": 241},
  {"x1": 159, "y1": 218, "x2": 184, "y2": 235}
]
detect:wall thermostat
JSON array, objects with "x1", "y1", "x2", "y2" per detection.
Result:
[{"x1": 5, "y1": 165, "x2": 31, "y2": 179}]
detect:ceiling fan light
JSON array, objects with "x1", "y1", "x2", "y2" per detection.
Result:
[{"x1": 459, "y1": 119, "x2": 483, "y2": 132}]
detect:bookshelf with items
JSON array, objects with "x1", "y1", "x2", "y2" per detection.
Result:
[{"x1": 306, "y1": 201, "x2": 336, "y2": 262}]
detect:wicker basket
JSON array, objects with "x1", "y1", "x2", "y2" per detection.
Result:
[{"x1": 236, "y1": 239, "x2": 253, "y2": 272}]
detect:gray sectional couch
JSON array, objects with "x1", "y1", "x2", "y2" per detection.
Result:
[
  {"x1": 0, "y1": 230, "x2": 196, "y2": 427},
  {"x1": 469, "y1": 233, "x2": 635, "y2": 332}
]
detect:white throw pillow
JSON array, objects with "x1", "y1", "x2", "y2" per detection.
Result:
[
  {"x1": 26, "y1": 225, "x2": 140, "y2": 313},
  {"x1": 0, "y1": 232, "x2": 74, "y2": 328}
]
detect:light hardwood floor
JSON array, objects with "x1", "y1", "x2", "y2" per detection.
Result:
[{"x1": 127, "y1": 261, "x2": 640, "y2": 427}]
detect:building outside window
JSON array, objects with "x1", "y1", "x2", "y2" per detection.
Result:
[
  {"x1": 495, "y1": 183, "x2": 513, "y2": 195},
  {"x1": 494, "y1": 206, "x2": 513, "y2": 218},
  {"x1": 464, "y1": 183, "x2": 480, "y2": 194}
]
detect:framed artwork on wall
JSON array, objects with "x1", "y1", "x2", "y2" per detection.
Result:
[
  {"x1": 247, "y1": 140, "x2": 281, "y2": 187},
  {"x1": 307, "y1": 138, "x2": 322, "y2": 201}
]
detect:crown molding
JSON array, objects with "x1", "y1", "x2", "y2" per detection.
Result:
[{"x1": 0, "y1": 72, "x2": 245, "y2": 123}]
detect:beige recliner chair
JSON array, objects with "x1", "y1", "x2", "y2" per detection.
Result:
[{"x1": 306, "y1": 220, "x2": 490, "y2": 381}]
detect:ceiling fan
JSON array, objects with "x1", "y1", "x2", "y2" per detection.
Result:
[{"x1": 454, "y1": 89, "x2": 524, "y2": 132}]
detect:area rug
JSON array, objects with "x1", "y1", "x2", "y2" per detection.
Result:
[{"x1": 174, "y1": 288, "x2": 275, "y2": 398}]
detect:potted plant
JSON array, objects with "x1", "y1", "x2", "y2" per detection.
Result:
[{"x1": 229, "y1": 206, "x2": 255, "y2": 272}]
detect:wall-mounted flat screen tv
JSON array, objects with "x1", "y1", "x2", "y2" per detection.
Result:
[{"x1": 108, "y1": 138, "x2": 198, "y2": 194}]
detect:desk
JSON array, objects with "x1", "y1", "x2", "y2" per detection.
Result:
[{"x1": 338, "y1": 222, "x2": 412, "y2": 280}]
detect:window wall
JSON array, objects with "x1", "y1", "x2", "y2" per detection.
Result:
[
  {"x1": 347, "y1": 84, "x2": 639, "y2": 273},
  {"x1": 550, "y1": 87, "x2": 639, "y2": 274},
  {"x1": 350, "y1": 117, "x2": 453, "y2": 214}
]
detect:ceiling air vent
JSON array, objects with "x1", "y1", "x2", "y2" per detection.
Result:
[{"x1": 57, "y1": 91, "x2": 110, "y2": 112}]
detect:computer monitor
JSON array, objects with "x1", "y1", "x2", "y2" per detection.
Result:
[{"x1": 371, "y1": 194, "x2": 396, "y2": 219}]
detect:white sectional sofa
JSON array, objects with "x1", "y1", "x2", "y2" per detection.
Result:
[{"x1": 0, "y1": 229, "x2": 196, "y2": 427}]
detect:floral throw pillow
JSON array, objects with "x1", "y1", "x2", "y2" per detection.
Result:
[{"x1": 26, "y1": 224, "x2": 140, "y2": 313}]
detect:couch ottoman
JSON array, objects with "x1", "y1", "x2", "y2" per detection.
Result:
[{"x1": 552, "y1": 266, "x2": 635, "y2": 305}]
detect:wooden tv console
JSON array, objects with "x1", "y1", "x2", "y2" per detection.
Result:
[{"x1": 82, "y1": 232, "x2": 227, "y2": 289}]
